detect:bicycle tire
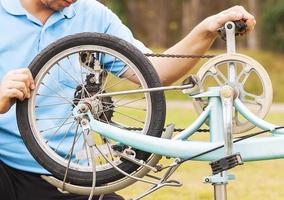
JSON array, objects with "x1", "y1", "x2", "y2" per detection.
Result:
[{"x1": 16, "y1": 32, "x2": 166, "y2": 186}]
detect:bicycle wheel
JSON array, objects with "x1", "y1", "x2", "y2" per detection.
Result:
[{"x1": 16, "y1": 33, "x2": 166, "y2": 187}]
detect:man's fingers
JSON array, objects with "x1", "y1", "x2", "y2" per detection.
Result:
[
  {"x1": 7, "y1": 68, "x2": 35, "y2": 90},
  {"x1": 221, "y1": 11, "x2": 244, "y2": 22},
  {"x1": 228, "y1": 5, "x2": 256, "y2": 32},
  {"x1": 25, "y1": 69, "x2": 35, "y2": 89},
  {"x1": 6, "y1": 81, "x2": 30, "y2": 99},
  {"x1": 6, "y1": 88, "x2": 25, "y2": 101}
]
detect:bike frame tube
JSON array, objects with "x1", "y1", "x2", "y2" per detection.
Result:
[
  {"x1": 234, "y1": 98, "x2": 284, "y2": 135},
  {"x1": 172, "y1": 104, "x2": 211, "y2": 140},
  {"x1": 209, "y1": 97, "x2": 224, "y2": 142},
  {"x1": 76, "y1": 93, "x2": 284, "y2": 162}
]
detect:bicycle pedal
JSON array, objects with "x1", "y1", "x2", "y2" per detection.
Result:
[
  {"x1": 182, "y1": 75, "x2": 201, "y2": 95},
  {"x1": 210, "y1": 153, "x2": 243, "y2": 175}
]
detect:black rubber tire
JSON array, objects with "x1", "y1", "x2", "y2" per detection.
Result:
[{"x1": 16, "y1": 32, "x2": 166, "y2": 186}]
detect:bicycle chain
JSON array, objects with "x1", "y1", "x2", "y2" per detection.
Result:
[
  {"x1": 122, "y1": 53, "x2": 215, "y2": 133},
  {"x1": 125, "y1": 127, "x2": 209, "y2": 133},
  {"x1": 144, "y1": 53, "x2": 216, "y2": 59}
]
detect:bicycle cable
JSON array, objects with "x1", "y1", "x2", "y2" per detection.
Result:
[{"x1": 177, "y1": 126, "x2": 284, "y2": 165}]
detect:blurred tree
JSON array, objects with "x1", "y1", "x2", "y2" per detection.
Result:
[
  {"x1": 262, "y1": 0, "x2": 284, "y2": 52},
  {"x1": 100, "y1": 0, "x2": 283, "y2": 52},
  {"x1": 182, "y1": 0, "x2": 200, "y2": 37},
  {"x1": 247, "y1": 0, "x2": 259, "y2": 50},
  {"x1": 123, "y1": 1, "x2": 147, "y2": 42},
  {"x1": 99, "y1": 0, "x2": 128, "y2": 24},
  {"x1": 147, "y1": 0, "x2": 171, "y2": 47}
]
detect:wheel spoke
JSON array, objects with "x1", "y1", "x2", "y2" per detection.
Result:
[
  {"x1": 40, "y1": 83, "x2": 76, "y2": 106},
  {"x1": 36, "y1": 93, "x2": 78, "y2": 102},
  {"x1": 40, "y1": 118, "x2": 74, "y2": 133},
  {"x1": 35, "y1": 102, "x2": 70, "y2": 109},
  {"x1": 212, "y1": 74, "x2": 224, "y2": 86},
  {"x1": 99, "y1": 103, "x2": 116, "y2": 161},
  {"x1": 82, "y1": 141, "x2": 91, "y2": 166},
  {"x1": 113, "y1": 95, "x2": 145, "y2": 106},
  {"x1": 98, "y1": 97, "x2": 147, "y2": 115},
  {"x1": 241, "y1": 70, "x2": 251, "y2": 85},
  {"x1": 62, "y1": 124, "x2": 79, "y2": 186},
  {"x1": 97, "y1": 57, "x2": 117, "y2": 94},
  {"x1": 36, "y1": 117, "x2": 71, "y2": 121},
  {"x1": 215, "y1": 67, "x2": 227, "y2": 83},
  {"x1": 54, "y1": 121, "x2": 77, "y2": 153},
  {"x1": 56, "y1": 62, "x2": 81, "y2": 86},
  {"x1": 242, "y1": 99, "x2": 260, "y2": 106},
  {"x1": 112, "y1": 110, "x2": 145, "y2": 124},
  {"x1": 243, "y1": 91, "x2": 260, "y2": 101},
  {"x1": 102, "y1": 72, "x2": 136, "y2": 92},
  {"x1": 44, "y1": 113, "x2": 74, "y2": 143}
]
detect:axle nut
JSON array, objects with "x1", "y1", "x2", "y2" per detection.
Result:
[{"x1": 220, "y1": 85, "x2": 234, "y2": 98}]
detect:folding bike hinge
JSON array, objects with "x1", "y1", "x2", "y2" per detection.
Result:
[{"x1": 210, "y1": 153, "x2": 243, "y2": 175}]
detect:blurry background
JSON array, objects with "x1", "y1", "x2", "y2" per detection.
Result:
[
  {"x1": 95, "y1": 1, "x2": 284, "y2": 199},
  {"x1": 100, "y1": 0, "x2": 284, "y2": 52},
  {"x1": 98, "y1": 0, "x2": 284, "y2": 102}
]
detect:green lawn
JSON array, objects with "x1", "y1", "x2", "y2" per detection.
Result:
[{"x1": 118, "y1": 105, "x2": 284, "y2": 200}]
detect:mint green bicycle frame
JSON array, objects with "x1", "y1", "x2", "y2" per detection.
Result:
[
  {"x1": 66, "y1": 21, "x2": 284, "y2": 200},
  {"x1": 77, "y1": 87, "x2": 284, "y2": 162}
]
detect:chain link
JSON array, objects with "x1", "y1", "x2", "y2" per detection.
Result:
[
  {"x1": 144, "y1": 53, "x2": 216, "y2": 59},
  {"x1": 125, "y1": 127, "x2": 209, "y2": 133}
]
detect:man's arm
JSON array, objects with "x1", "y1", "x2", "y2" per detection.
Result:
[{"x1": 149, "y1": 6, "x2": 256, "y2": 85}]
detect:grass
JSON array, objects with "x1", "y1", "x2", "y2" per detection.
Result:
[{"x1": 117, "y1": 104, "x2": 284, "y2": 200}]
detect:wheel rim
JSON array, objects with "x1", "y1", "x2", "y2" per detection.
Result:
[{"x1": 28, "y1": 45, "x2": 153, "y2": 173}]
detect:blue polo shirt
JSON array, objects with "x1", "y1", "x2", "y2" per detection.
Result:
[{"x1": 0, "y1": 0, "x2": 150, "y2": 173}]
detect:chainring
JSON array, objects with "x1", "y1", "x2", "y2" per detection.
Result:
[{"x1": 193, "y1": 53, "x2": 273, "y2": 134}]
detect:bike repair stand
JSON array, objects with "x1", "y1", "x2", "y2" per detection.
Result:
[{"x1": 203, "y1": 22, "x2": 244, "y2": 200}]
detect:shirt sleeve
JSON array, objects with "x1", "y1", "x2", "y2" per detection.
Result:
[
  {"x1": 96, "y1": 3, "x2": 153, "y2": 77},
  {"x1": 102, "y1": 6, "x2": 152, "y2": 54}
]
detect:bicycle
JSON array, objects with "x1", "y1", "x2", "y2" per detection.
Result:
[{"x1": 16, "y1": 21, "x2": 282, "y2": 200}]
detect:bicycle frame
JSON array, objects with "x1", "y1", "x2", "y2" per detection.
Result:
[
  {"x1": 72, "y1": 22, "x2": 284, "y2": 200},
  {"x1": 74, "y1": 87, "x2": 284, "y2": 162},
  {"x1": 42, "y1": 21, "x2": 281, "y2": 200}
]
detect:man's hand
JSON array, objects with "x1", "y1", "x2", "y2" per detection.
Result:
[
  {"x1": 0, "y1": 69, "x2": 35, "y2": 114},
  {"x1": 149, "y1": 5, "x2": 256, "y2": 86},
  {"x1": 203, "y1": 5, "x2": 256, "y2": 37}
]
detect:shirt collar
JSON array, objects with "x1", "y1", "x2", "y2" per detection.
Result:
[
  {"x1": 60, "y1": 5, "x2": 76, "y2": 19},
  {"x1": 1, "y1": 0, "x2": 26, "y2": 15},
  {"x1": 1, "y1": 0, "x2": 76, "y2": 19}
]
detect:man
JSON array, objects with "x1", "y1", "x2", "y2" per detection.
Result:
[{"x1": 0, "y1": 0, "x2": 255, "y2": 199}]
